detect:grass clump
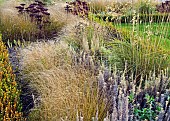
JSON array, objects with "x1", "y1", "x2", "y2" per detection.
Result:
[
  {"x1": 102, "y1": 36, "x2": 170, "y2": 80},
  {"x1": 0, "y1": 35, "x2": 23, "y2": 120},
  {"x1": 19, "y1": 41, "x2": 107, "y2": 120}
]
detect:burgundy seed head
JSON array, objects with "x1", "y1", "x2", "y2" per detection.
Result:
[
  {"x1": 25, "y1": 9, "x2": 30, "y2": 12},
  {"x1": 36, "y1": 6, "x2": 42, "y2": 9},
  {"x1": 30, "y1": 13, "x2": 35, "y2": 17},
  {"x1": 37, "y1": 1, "x2": 43, "y2": 4},
  {"x1": 32, "y1": 3, "x2": 38, "y2": 6},
  {"x1": 20, "y1": 3, "x2": 26, "y2": 6},
  {"x1": 35, "y1": 0, "x2": 40, "y2": 2},
  {"x1": 15, "y1": 6, "x2": 24, "y2": 9},
  {"x1": 42, "y1": 8, "x2": 48, "y2": 11},
  {"x1": 77, "y1": 1, "x2": 81, "y2": 5},
  {"x1": 82, "y1": 2, "x2": 87, "y2": 5},
  {"x1": 32, "y1": 9, "x2": 40, "y2": 13},
  {"x1": 42, "y1": 11, "x2": 50, "y2": 15},
  {"x1": 28, "y1": 5, "x2": 34, "y2": 8},
  {"x1": 38, "y1": 24, "x2": 43, "y2": 29},
  {"x1": 35, "y1": 14, "x2": 42, "y2": 18},
  {"x1": 18, "y1": 9, "x2": 23, "y2": 13}
]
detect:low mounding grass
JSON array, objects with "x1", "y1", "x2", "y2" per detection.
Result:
[
  {"x1": 20, "y1": 41, "x2": 72, "y2": 72},
  {"x1": 19, "y1": 41, "x2": 107, "y2": 121}
]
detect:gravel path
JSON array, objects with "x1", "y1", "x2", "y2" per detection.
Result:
[{"x1": 8, "y1": 47, "x2": 37, "y2": 117}]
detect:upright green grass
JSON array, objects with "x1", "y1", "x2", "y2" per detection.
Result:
[{"x1": 89, "y1": 0, "x2": 170, "y2": 79}]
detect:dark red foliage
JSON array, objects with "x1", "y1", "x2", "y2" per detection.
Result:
[
  {"x1": 42, "y1": 11, "x2": 50, "y2": 15},
  {"x1": 15, "y1": 0, "x2": 52, "y2": 38},
  {"x1": 20, "y1": 3, "x2": 26, "y2": 6},
  {"x1": 15, "y1": 6, "x2": 24, "y2": 9},
  {"x1": 64, "y1": 0, "x2": 89, "y2": 18}
]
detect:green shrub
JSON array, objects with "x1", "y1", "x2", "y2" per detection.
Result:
[{"x1": 0, "y1": 35, "x2": 23, "y2": 120}]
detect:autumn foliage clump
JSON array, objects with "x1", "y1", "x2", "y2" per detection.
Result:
[{"x1": 0, "y1": 35, "x2": 23, "y2": 120}]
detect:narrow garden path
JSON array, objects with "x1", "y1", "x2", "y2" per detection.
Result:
[{"x1": 48, "y1": 2, "x2": 89, "y2": 41}]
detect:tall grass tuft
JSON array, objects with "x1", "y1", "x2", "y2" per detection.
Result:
[{"x1": 19, "y1": 41, "x2": 107, "y2": 120}]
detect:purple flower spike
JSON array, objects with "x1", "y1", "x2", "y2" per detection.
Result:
[{"x1": 32, "y1": 9, "x2": 40, "y2": 13}]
